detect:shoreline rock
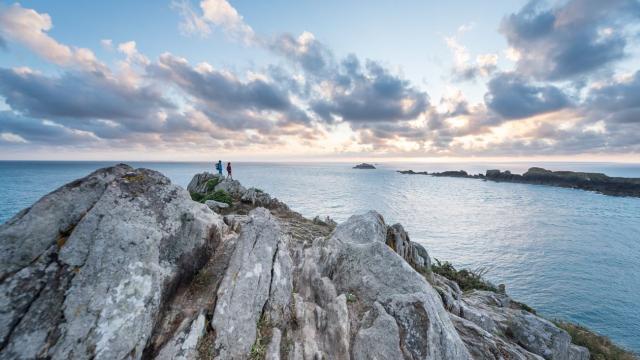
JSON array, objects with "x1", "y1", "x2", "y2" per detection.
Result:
[
  {"x1": 398, "y1": 166, "x2": 640, "y2": 197},
  {"x1": 1, "y1": 165, "x2": 634, "y2": 359},
  {"x1": 353, "y1": 163, "x2": 376, "y2": 169}
]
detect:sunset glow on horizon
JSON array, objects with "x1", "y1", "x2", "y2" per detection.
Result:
[{"x1": 0, "y1": 0, "x2": 639, "y2": 161}]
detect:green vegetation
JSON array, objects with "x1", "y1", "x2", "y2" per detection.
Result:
[
  {"x1": 431, "y1": 259, "x2": 497, "y2": 292},
  {"x1": 190, "y1": 179, "x2": 232, "y2": 206},
  {"x1": 202, "y1": 190, "x2": 232, "y2": 205},
  {"x1": 205, "y1": 178, "x2": 219, "y2": 192},
  {"x1": 513, "y1": 300, "x2": 537, "y2": 315},
  {"x1": 250, "y1": 314, "x2": 272, "y2": 360},
  {"x1": 553, "y1": 321, "x2": 637, "y2": 360},
  {"x1": 190, "y1": 192, "x2": 204, "y2": 202}
]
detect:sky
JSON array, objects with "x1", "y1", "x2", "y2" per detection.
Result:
[{"x1": 0, "y1": 0, "x2": 639, "y2": 161}]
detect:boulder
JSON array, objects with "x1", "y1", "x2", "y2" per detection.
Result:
[
  {"x1": 0, "y1": 165, "x2": 226, "y2": 360},
  {"x1": 287, "y1": 210, "x2": 472, "y2": 359},
  {"x1": 211, "y1": 208, "x2": 283, "y2": 358},
  {"x1": 437, "y1": 289, "x2": 591, "y2": 360},
  {"x1": 186, "y1": 172, "x2": 220, "y2": 194},
  {"x1": 386, "y1": 223, "x2": 432, "y2": 278},
  {"x1": 241, "y1": 187, "x2": 272, "y2": 207},
  {"x1": 154, "y1": 313, "x2": 206, "y2": 360},
  {"x1": 214, "y1": 178, "x2": 247, "y2": 197},
  {"x1": 204, "y1": 199, "x2": 229, "y2": 210},
  {"x1": 352, "y1": 302, "x2": 403, "y2": 360}
]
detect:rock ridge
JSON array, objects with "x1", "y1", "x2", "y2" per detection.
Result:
[{"x1": 0, "y1": 166, "x2": 617, "y2": 359}]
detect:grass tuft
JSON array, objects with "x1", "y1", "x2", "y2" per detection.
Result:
[
  {"x1": 201, "y1": 190, "x2": 232, "y2": 205},
  {"x1": 431, "y1": 259, "x2": 497, "y2": 292},
  {"x1": 553, "y1": 321, "x2": 637, "y2": 360}
]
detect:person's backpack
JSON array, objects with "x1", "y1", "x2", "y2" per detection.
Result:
[{"x1": 215, "y1": 162, "x2": 221, "y2": 171}]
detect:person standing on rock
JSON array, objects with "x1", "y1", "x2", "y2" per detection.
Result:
[
  {"x1": 226, "y1": 162, "x2": 233, "y2": 179},
  {"x1": 216, "y1": 160, "x2": 223, "y2": 176}
]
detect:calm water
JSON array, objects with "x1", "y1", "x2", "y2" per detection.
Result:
[{"x1": 1, "y1": 161, "x2": 639, "y2": 351}]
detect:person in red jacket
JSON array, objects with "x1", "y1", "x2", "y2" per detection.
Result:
[{"x1": 226, "y1": 162, "x2": 232, "y2": 179}]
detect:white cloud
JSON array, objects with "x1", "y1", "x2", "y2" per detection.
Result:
[
  {"x1": 0, "y1": 132, "x2": 28, "y2": 143},
  {"x1": 0, "y1": 3, "x2": 104, "y2": 71},
  {"x1": 172, "y1": 0, "x2": 255, "y2": 44},
  {"x1": 445, "y1": 36, "x2": 498, "y2": 81},
  {"x1": 101, "y1": 39, "x2": 113, "y2": 50},
  {"x1": 118, "y1": 40, "x2": 150, "y2": 65},
  {"x1": 172, "y1": 0, "x2": 211, "y2": 37},
  {"x1": 457, "y1": 22, "x2": 475, "y2": 34}
]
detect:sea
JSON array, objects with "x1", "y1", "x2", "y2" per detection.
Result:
[{"x1": 1, "y1": 160, "x2": 639, "y2": 352}]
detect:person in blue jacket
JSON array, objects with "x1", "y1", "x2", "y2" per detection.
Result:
[{"x1": 215, "y1": 160, "x2": 223, "y2": 176}]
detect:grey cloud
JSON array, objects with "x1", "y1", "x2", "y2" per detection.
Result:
[
  {"x1": 269, "y1": 33, "x2": 333, "y2": 75},
  {"x1": 484, "y1": 72, "x2": 571, "y2": 119},
  {"x1": 152, "y1": 54, "x2": 291, "y2": 111},
  {"x1": 150, "y1": 53, "x2": 312, "y2": 133},
  {"x1": 587, "y1": 70, "x2": 640, "y2": 123},
  {"x1": 311, "y1": 59, "x2": 429, "y2": 123},
  {"x1": 0, "y1": 111, "x2": 98, "y2": 145},
  {"x1": 453, "y1": 65, "x2": 497, "y2": 82},
  {"x1": 501, "y1": 0, "x2": 640, "y2": 80},
  {"x1": 0, "y1": 68, "x2": 174, "y2": 133}
]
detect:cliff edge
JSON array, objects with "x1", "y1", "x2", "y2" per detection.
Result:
[{"x1": 0, "y1": 164, "x2": 621, "y2": 359}]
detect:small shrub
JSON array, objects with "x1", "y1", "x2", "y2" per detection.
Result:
[
  {"x1": 553, "y1": 320, "x2": 637, "y2": 360},
  {"x1": 201, "y1": 190, "x2": 232, "y2": 205},
  {"x1": 431, "y1": 259, "x2": 497, "y2": 292},
  {"x1": 190, "y1": 192, "x2": 204, "y2": 202},
  {"x1": 254, "y1": 188, "x2": 264, "y2": 193},
  {"x1": 514, "y1": 300, "x2": 537, "y2": 315},
  {"x1": 205, "y1": 178, "x2": 219, "y2": 192}
]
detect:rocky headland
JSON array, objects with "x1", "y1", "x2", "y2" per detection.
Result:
[
  {"x1": 398, "y1": 167, "x2": 640, "y2": 197},
  {"x1": 0, "y1": 164, "x2": 635, "y2": 359}
]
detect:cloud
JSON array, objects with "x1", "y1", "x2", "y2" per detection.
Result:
[
  {"x1": 150, "y1": 53, "x2": 313, "y2": 133},
  {"x1": 484, "y1": 72, "x2": 571, "y2": 119},
  {"x1": 586, "y1": 70, "x2": 640, "y2": 124},
  {"x1": 118, "y1": 41, "x2": 150, "y2": 66},
  {"x1": 269, "y1": 32, "x2": 333, "y2": 75},
  {"x1": 310, "y1": 58, "x2": 429, "y2": 124},
  {"x1": 445, "y1": 36, "x2": 498, "y2": 82},
  {"x1": 100, "y1": 39, "x2": 113, "y2": 50},
  {"x1": 500, "y1": 0, "x2": 640, "y2": 80},
  {"x1": 153, "y1": 53, "x2": 292, "y2": 111},
  {"x1": 0, "y1": 132, "x2": 28, "y2": 143},
  {"x1": 172, "y1": 0, "x2": 212, "y2": 37},
  {"x1": 0, "y1": 3, "x2": 105, "y2": 71},
  {"x1": 0, "y1": 111, "x2": 99, "y2": 145},
  {"x1": 1, "y1": 1, "x2": 638, "y2": 159},
  {"x1": 0, "y1": 68, "x2": 174, "y2": 133},
  {"x1": 172, "y1": 0, "x2": 255, "y2": 44}
]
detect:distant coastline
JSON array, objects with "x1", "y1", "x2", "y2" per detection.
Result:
[{"x1": 398, "y1": 167, "x2": 640, "y2": 197}]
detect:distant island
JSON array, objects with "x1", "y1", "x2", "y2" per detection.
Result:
[
  {"x1": 398, "y1": 167, "x2": 640, "y2": 197},
  {"x1": 353, "y1": 163, "x2": 376, "y2": 169}
]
